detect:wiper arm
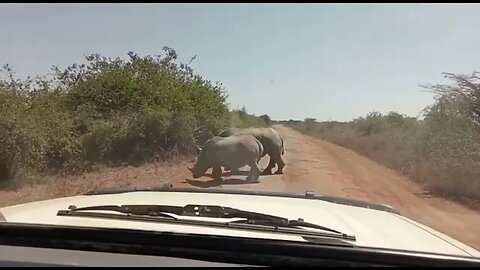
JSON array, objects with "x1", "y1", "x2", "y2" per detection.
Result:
[
  {"x1": 61, "y1": 204, "x2": 355, "y2": 241},
  {"x1": 229, "y1": 218, "x2": 345, "y2": 236},
  {"x1": 186, "y1": 205, "x2": 346, "y2": 236}
]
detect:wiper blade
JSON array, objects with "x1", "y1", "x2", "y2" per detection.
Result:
[
  {"x1": 65, "y1": 205, "x2": 180, "y2": 219},
  {"x1": 66, "y1": 204, "x2": 287, "y2": 223},
  {"x1": 60, "y1": 204, "x2": 355, "y2": 241}
]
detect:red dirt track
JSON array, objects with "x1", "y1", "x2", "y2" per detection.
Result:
[{"x1": 171, "y1": 125, "x2": 480, "y2": 249}]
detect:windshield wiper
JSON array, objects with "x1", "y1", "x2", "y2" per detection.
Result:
[
  {"x1": 64, "y1": 204, "x2": 289, "y2": 222},
  {"x1": 228, "y1": 217, "x2": 344, "y2": 235},
  {"x1": 64, "y1": 205, "x2": 181, "y2": 219},
  {"x1": 58, "y1": 204, "x2": 356, "y2": 241}
]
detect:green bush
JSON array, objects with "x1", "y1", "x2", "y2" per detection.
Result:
[
  {"x1": 0, "y1": 47, "x2": 263, "y2": 182},
  {"x1": 418, "y1": 74, "x2": 480, "y2": 198},
  {"x1": 0, "y1": 70, "x2": 79, "y2": 180},
  {"x1": 229, "y1": 107, "x2": 270, "y2": 128}
]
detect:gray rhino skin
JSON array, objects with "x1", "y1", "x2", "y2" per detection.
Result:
[
  {"x1": 218, "y1": 126, "x2": 285, "y2": 175},
  {"x1": 188, "y1": 135, "x2": 264, "y2": 183}
]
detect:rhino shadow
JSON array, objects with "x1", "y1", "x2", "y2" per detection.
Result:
[
  {"x1": 203, "y1": 169, "x2": 254, "y2": 177},
  {"x1": 183, "y1": 177, "x2": 257, "y2": 188}
]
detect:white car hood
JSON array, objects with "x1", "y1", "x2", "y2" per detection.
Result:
[{"x1": 0, "y1": 190, "x2": 479, "y2": 258}]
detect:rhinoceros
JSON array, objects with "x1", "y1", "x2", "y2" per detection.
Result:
[
  {"x1": 188, "y1": 135, "x2": 264, "y2": 183},
  {"x1": 218, "y1": 126, "x2": 285, "y2": 175}
]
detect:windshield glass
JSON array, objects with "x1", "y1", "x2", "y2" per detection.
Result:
[{"x1": 0, "y1": 3, "x2": 479, "y2": 258}]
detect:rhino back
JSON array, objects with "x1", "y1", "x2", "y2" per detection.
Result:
[
  {"x1": 209, "y1": 135, "x2": 262, "y2": 168},
  {"x1": 218, "y1": 127, "x2": 283, "y2": 156},
  {"x1": 246, "y1": 127, "x2": 283, "y2": 156},
  {"x1": 218, "y1": 127, "x2": 240, "y2": 137}
]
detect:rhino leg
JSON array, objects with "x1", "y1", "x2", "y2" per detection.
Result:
[
  {"x1": 224, "y1": 166, "x2": 240, "y2": 174},
  {"x1": 261, "y1": 155, "x2": 275, "y2": 175},
  {"x1": 273, "y1": 153, "x2": 285, "y2": 174},
  {"x1": 212, "y1": 166, "x2": 223, "y2": 181},
  {"x1": 246, "y1": 161, "x2": 261, "y2": 183}
]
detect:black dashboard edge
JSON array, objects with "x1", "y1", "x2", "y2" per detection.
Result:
[{"x1": 0, "y1": 222, "x2": 479, "y2": 267}]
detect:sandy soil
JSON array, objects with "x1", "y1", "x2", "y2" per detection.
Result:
[{"x1": 1, "y1": 124, "x2": 479, "y2": 249}]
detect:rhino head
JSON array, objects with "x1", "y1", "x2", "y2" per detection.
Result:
[
  {"x1": 188, "y1": 152, "x2": 209, "y2": 179},
  {"x1": 188, "y1": 164, "x2": 208, "y2": 179}
]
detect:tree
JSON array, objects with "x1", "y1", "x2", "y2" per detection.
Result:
[{"x1": 422, "y1": 71, "x2": 480, "y2": 127}]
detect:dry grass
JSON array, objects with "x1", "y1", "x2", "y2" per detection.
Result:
[
  {"x1": 0, "y1": 158, "x2": 192, "y2": 208},
  {"x1": 285, "y1": 117, "x2": 480, "y2": 203}
]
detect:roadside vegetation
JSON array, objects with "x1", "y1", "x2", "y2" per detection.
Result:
[
  {"x1": 283, "y1": 71, "x2": 480, "y2": 202},
  {"x1": 3, "y1": 45, "x2": 477, "y2": 205},
  {"x1": 0, "y1": 47, "x2": 269, "y2": 183}
]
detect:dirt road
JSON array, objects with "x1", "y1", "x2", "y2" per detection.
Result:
[
  {"x1": 1, "y1": 124, "x2": 479, "y2": 249},
  {"x1": 171, "y1": 125, "x2": 480, "y2": 249}
]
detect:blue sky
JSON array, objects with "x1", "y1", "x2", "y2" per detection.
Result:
[{"x1": 1, "y1": 4, "x2": 480, "y2": 121}]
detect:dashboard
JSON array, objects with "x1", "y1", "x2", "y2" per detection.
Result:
[
  {"x1": 0, "y1": 245, "x2": 249, "y2": 267},
  {"x1": 0, "y1": 222, "x2": 479, "y2": 267}
]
